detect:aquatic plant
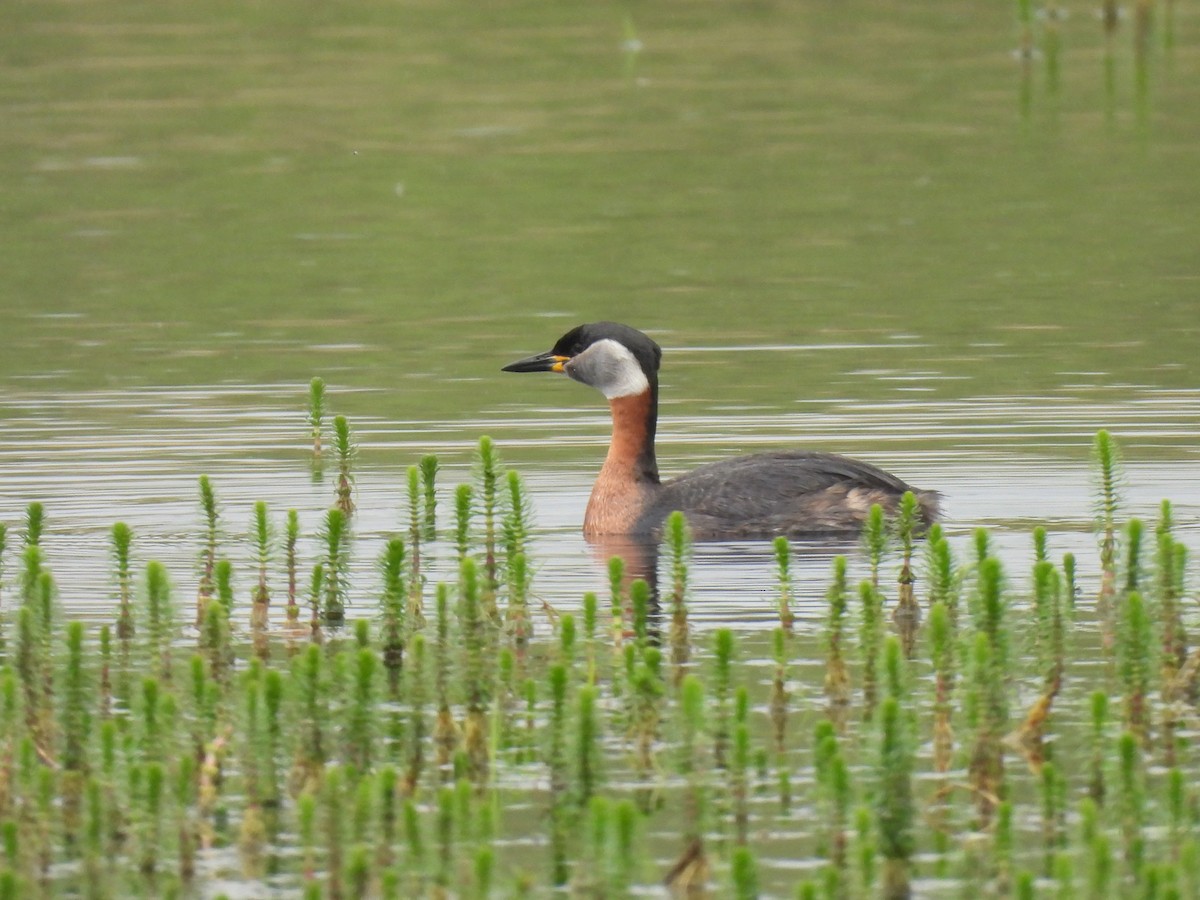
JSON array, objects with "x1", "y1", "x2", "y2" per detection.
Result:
[
  {"x1": 504, "y1": 533, "x2": 532, "y2": 651},
  {"x1": 286, "y1": 509, "x2": 300, "y2": 623},
  {"x1": 1117, "y1": 731, "x2": 1145, "y2": 879},
  {"x1": 346, "y1": 639, "x2": 377, "y2": 775},
  {"x1": 862, "y1": 503, "x2": 887, "y2": 589},
  {"x1": 0, "y1": 429, "x2": 1194, "y2": 897},
  {"x1": 1092, "y1": 430, "x2": 1123, "y2": 633},
  {"x1": 331, "y1": 414, "x2": 357, "y2": 518},
  {"x1": 1116, "y1": 590, "x2": 1153, "y2": 743},
  {"x1": 1040, "y1": 761, "x2": 1066, "y2": 873},
  {"x1": 250, "y1": 500, "x2": 273, "y2": 654},
  {"x1": 813, "y1": 719, "x2": 850, "y2": 874},
  {"x1": 858, "y1": 579, "x2": 884, "y2": 718},
  {"x1": 582, "y1": 592, "x2": 598, "y2": 686},
  {"x1": 501, "y1": 469, "x2": 532, "y2": 568},
  {"x1": 459, "y1": 557, "x2": 490, "y2": 784},
  {"x1": 929, "y1": 600, "x2": 955, "y2": 774},
  {"x1": 419, "y1": 455, "x2": 438, "y2": 541},
  {"x1": 454, "y1": 483, "x2": 473, "y2": 566},
  {"x1": 769, "y1": 626, "x2": 790, "y2": 757},
  {"x1": 773, "y1": 536, "x2": 795, "y2": 629},
  {"x1": 0, "y1": 522, "x2": 6, "y2": 611},
  {"x1": 144, "y1": 561, "x2": 172, "y2": 681},
  {"x1": 214, "y1": 558, "x2": 233, "y2": 616},
  {"x1": 308, "y1": 377, "x2": 325, "y2": 462},
  {"x1": 631, "y1": 641, "x2": 663, "y2": 786},
  {"x1": 891, "y1": 492, "x2": 921, "y2": 649},
  {"x1": 405, "y1": 466, "x2": 423, "y2": 599},
  {"x1": 576, "y1": 683, "x2": 600, "y2": 808},
  {"x1": 664, "y1": 673, "x2": 708, "y2": 895},
  {"x1": 197, "y1": 476, "x2": 219, "y2": 617},
  {"x1": 404, "y1": 633, "x2": 428, "y2": 794},
  {"x1": 824, "y1": 556, "x2": 850, "y2": 715},
  {"x1": 731, "y1": 844, "x2": 758, "y2": 899},
  {"x1": 111, "y1": 522, "x2": 134, "y2": 641},
  {"x1": 320, "y1": 508, "x2": 348, "y2": 623},
  {"x1": 22, "y1": 503, "x2": 44, "y2": 551},
  {"x1": 546, "y1": 660, "x2": 569, "y2": 885},
  {"x1": 877, "y1": 689, "x2": 913, "y2": 899},
  {"x1": 1013, "y1": 553, "x2": 1065, "y2": 770},
  {"x1": 475, "y1": 436, "x2": 501, "y2": 601},
  {"x1": 666, "y1": 511, "x2": 691, "y2": 677},
  {"x1": 967, "y1": 556, "x2": 1009, "y2": 827},
  {"x1": 731, "y1": 685, "x2": 750, "y2": 845},
  {"x1": 379, "y1": 538, "x2": 406, "y2": 689},
  {"x1": 711, "y1": 628, "x2": 734, "y2": 770}
]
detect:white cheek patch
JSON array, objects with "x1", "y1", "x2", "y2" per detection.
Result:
[{"x1": 567, "y1": 338, "x2": 650, "y2": 399}]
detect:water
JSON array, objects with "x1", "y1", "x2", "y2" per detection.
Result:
[
  {"x1": 1, "y1": 380, "x2": 1195, "y2": 623},
  {"x1": 2, "y1": 1, "x2": 1199, "y2": 894}
]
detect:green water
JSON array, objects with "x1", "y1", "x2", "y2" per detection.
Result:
[
  {"x1": 1, "y1": 4, "x2": 1200, "y2": 895},
  {"x1": 1, "y1": 0, "x2": 1197, "y2": 652},
  {"x1": 4, "y1": 0, "x2": 1198, "y2": 418}
]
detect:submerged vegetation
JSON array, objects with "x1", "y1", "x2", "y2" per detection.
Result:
[{"x1": 0, "y1": 419, "x2": 1196, "y2": 898}]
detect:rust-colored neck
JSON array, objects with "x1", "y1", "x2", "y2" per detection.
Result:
[
  {"x1": 583, "y1": 387, "x2": 660, "y2": 535},
  {"x1": 604, "y1": 390, "x2": 659, "y2": 483}
]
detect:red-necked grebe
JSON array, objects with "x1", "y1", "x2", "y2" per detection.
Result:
[{"x1": 503, "y1": 322, "x2": 938, "y2": 539}]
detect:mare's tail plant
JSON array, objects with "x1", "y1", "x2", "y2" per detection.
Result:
[
  {"x1": 333, "y1": 415, "x2": 356, "y2": 517},
  {"x1": 1092, "y1": 430, "x2": 1123, "y2": 633},
  {"x1": 250, "y1": 501, "x2": 273, "y2": 643},
  {"x1": 892, "y1": 492, "x2": 921, "y2": 652},
  {"x1": 215, "y1": 559, "x2": 234, "y2": 616},
  {"x1": 547, "y1": 660, "x2": 570, "y2": 885},
  {"x1": 112, "y1": 523, "x2": 134, "y2": 641},
  {"x1": 712, "y1": 629, "x2": 734, "y2": 771},
  {"x1": 433, "y1": 584, "x2": 459, "y2": 768},
  {"x1": 877, "y1": 638, "x2": 914, "y2": 900},
  {"x1": 1117, "y1": 591, "x2": 1153, "y2": 744},
  {"x1": 1014, "y1": 548, "x2": 1066, "y2": 770},
  {"x1": 503, "y1": 471, "x2": 533, "y2": 640},
  {"x1": 814, "y1": 720, "x2": 851, "y2": 875},
  {"x1": 774, "y1": 536, "x2": 795, "y2": 630},
  {"x1": 666, "y1": 511, "x2": 691, "y2": 677},
  {"x1": 307, "y1": 563, "x2": 324, "y2": 640},
  {"x1": 475, "y1": 436, "x2": 501, "y2": 606},
  {"x1": 863, "y1": 503, "x2": 888, "y2": 590},
  {"x1": 925, "y1": 523, "x2": 957, "y2": 622},
  {"x1": 460, "y1": 558, "x2": 491, "y2": 785},
  {"x1": 23, "y1": 501, "x2": 44, "y2": 550},
  {"x1": 309, "y1": 377, "x2": 325, "y2": 464},
  {"x1": 285, "y1": 510, "x2": 300, "y2": 623},
  {"x1": 380, "y1": 539, "x2": 406, "y2": 690},
  {"x1": 399, "y1": 469, "x2": 426, "y2": 633},
  {"x1": 454, "y1": 483, "x2": 473, "y2": 565},
  {"x1": 1155, "y1": 500, "x2": 1189, "y2": 760},
  {"x1": 664, "y1": 674, "x2": 709, "y2": 895},
  {"x1": 145, "y1": 561, "x2": 173, "y2": 681},
  {"x1": 502, "y1": 470, "x2": 532, "y2": 564},
  {"x1": 321, "y1": 508, "x2": 348, "y2": 624},
  {"x1": 420, "y1": 454, "x2": 438, "y2": 541},
  {"x1": 825, "y1": 557, "x2": 850, "y2": 716},
  {"x1": 197, "y1": 476, "x2": 219, "y2": 621},
  {"x1": 968, "y1": 555, "x2": 1009, "y2": 827},
  {"x1": 0, "y1": 521, "x2": 7, "y2": 607},
  {"x1": 930, "y1": 600, "x2": 955, "y2": 774},
  {"x1": 770, "y1": 626, "x2": 791, "y2": 794},
  {"x1": 61, "y1": 620, "x2": 90, "y2": 834}
]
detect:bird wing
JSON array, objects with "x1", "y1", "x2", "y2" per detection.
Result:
[{"x1": 642, "y1": 451, "x2": 928, "y2": 538}]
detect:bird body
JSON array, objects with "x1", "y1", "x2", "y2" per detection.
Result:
[{"x1": 503, "y1": 322, "x2": 938, "y2": 539}]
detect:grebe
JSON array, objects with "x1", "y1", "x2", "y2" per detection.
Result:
[{"x1": 503, "y1": 322, "x2": 938, "y2": 539}]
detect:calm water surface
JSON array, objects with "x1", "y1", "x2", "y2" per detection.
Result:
[{"x1": 2, "y1": 0, "x2": 1199, "y2": 893}]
